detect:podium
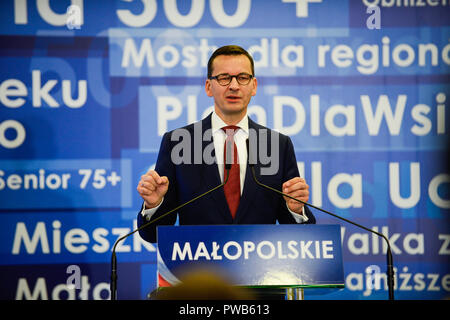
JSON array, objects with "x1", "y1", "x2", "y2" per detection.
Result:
[{"x1": 156, "y1": 224, "x2": 344, "y2": 300}]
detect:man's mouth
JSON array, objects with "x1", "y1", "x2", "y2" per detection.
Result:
[{"x1": 226, "y1": 95, "x2": 241, "y2": 102}]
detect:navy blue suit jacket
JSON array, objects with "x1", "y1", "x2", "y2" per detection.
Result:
[{"x1": 137, "y1": 113, "x2": 315, "y2": 243}]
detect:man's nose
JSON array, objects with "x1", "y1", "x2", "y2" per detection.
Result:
[{"x1": 229, "y1": 76, "x2": 240, "y2": 89}]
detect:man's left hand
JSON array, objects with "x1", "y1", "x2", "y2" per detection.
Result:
[{"x1": 282, "y1": 177, "x2": 310, "y2": 214}]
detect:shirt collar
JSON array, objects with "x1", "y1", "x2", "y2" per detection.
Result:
[{"x1": 211, "y1": 111, "x2": 249, "y2": 134}]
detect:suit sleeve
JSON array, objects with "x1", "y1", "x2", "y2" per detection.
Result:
[
  {"x1": 277, "y1": 135, "x2": 316, "y2": 224},
  {"x1": 137, "y1": 132, "x2": 179, "y2": 243}
]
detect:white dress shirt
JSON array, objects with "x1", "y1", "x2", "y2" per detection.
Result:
[{"x1": 141, "y1": 111, "x2": 308, "y2": 223}]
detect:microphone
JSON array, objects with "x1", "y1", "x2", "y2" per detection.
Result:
[
  {"x1": 110, "y1": 163, "x2": 232, "y2": 300},
  {"x1": 245, "y1": 139, "x2": 395, "y2": 300}
]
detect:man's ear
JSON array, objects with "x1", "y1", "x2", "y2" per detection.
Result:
[
  {"x1": 205, "y1": 79, "x2": 213, "y2": 97},
  {"x1": 251, "y1": 77, "x2": 257, "y2": 96}
]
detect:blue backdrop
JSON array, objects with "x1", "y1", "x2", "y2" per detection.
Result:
[{"x1": 0, "y1": 0, "x2": 449, "y2": 300}]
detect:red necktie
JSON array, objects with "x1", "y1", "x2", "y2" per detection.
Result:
[{"x1": 222, "y1": 126, "x2": 240, "y2": 219}]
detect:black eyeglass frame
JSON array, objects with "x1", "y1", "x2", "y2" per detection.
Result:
[{"x1": 208, "y1": 73, "x2": 254, "y2": 86}]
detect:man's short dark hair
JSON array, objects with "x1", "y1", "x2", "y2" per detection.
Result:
[{"x1": 207, "y1": 45, "x2": 255, "y2": 78}]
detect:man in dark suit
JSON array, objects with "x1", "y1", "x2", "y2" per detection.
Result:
[{"x1": 137, "y1": 45, "x2": 315, "y2": 243}]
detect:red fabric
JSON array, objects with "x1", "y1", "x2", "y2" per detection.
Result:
[
  {"x1": 158, "y1": 273, "x2": 172, "y2": 287},
  {"x1": 222, "y1": 126, "x2": 240, "y2": 219}
]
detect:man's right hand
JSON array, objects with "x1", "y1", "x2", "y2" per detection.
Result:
[{"x1": 137, "y1": 169, "x2": 169, "y2": 209}]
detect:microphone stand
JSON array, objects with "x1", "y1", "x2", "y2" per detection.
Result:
[
  {"x1": 246, "y1": 142, "x2": 395, "y2": 300},
  {"x1": 110, "y1": 167, "x2": 231, "y2": 300}
]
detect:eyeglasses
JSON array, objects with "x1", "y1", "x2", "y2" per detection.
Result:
[{"x1": 209, "y1": 73, "x2": 254, "y2": 86}]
